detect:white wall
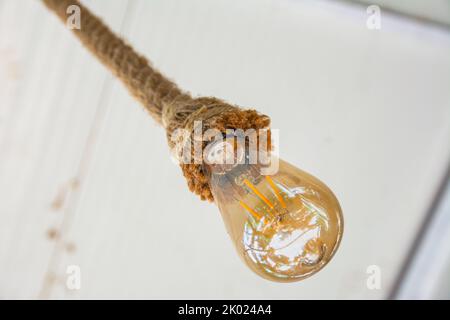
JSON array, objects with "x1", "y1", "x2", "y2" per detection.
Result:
[{"x1": 0, "y1": 0, "x2": 449, "y2": 299}]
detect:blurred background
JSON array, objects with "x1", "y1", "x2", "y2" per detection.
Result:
[{"x1": 0, "y1": 0, "x2": 449, "y2": 299}]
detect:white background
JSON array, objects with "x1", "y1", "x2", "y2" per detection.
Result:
[{"x1": 0, "y1": 0, "x2": 449, "y2": 299}]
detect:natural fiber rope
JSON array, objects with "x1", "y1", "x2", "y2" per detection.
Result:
[{"x1": 42, "y1": 0, "x2": 270, "y2": 201}]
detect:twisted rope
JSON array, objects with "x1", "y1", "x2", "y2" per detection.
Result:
[{"x1": 42, "y1": 0, "x2": 270, "y2": 201}]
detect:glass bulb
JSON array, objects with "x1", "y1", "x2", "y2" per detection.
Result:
[{"x1": 204, "y1": 137, "x2": 343, "y2": 282}]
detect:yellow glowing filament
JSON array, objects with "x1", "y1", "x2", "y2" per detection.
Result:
[
  {"x1": 265, "y1": 176, "x2": 286, "y2": 208},
  {"x1": 243, "y1": 179, "x2": 274, "y2": 209},
  {"x1": 239, "y1": 201, "x2": 261, "y2": 220},
  {"x1": 206, "y1": 139, "x2": 344, "y2": 282}
]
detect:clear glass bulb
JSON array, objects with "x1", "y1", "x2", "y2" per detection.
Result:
[{"x1": 204, "y1": 137, "x2": 343, "y2": 282}]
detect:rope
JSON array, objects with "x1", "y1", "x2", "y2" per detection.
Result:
[{"x1": 42, "y1": 0, "x2": 270, "y2": 201}]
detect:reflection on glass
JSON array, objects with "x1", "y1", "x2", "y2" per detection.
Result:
[{"x1": 205, "y1": 138, "x2": 343, "y2": 282}]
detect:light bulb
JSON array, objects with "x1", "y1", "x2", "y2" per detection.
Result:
[{"x1": 204, "y1": 137, "x2": 343, "y2": 282}]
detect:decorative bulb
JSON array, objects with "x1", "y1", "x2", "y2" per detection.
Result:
[{"x1": 204, "y1": 137, "x2": 343, "y2": 282}]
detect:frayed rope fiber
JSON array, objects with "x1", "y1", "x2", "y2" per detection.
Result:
[{"x1": 42, "y1": 0, "x2": 271, "y2": 201}]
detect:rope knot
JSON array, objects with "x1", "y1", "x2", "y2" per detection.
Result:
[{"x1": 163, "y1": 96, "x2": 271, "y2": 201}]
